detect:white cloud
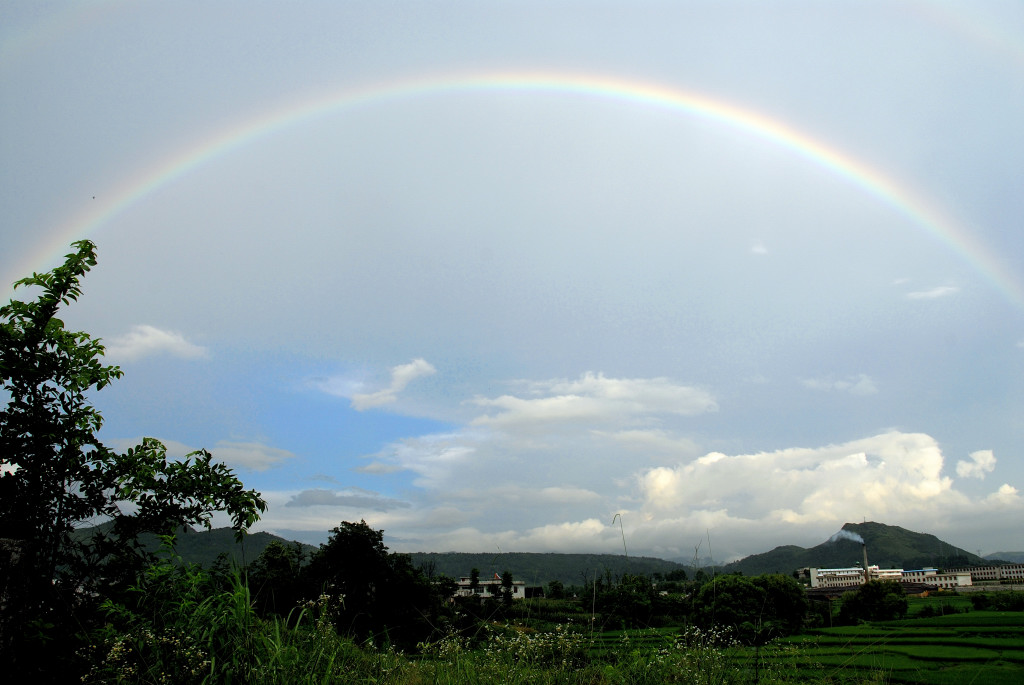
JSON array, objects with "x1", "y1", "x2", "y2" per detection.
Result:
[
  {"x1": 209, "y1": 441, "x2": 296, "y2": 471},
  {"x1": 637, "y1": 432, "x2": 958, "y2": 523},
  {"x1": 105, "y1": 324, "x2": 208, "y2": 362},
  {"x1": 984, "y1": 484, "x2": 1020, "y2": 506},
  {"x1": 104, "y1": 437, "x2": 294, "y2": 472},
  {"x1": 906, "y1": 285, "x2": 960, "y2": 300},
  {"x1": 956, "y1": 450, "x2": 996, "y2": 479},
  {"x1": 801, "y1": 374, "x2": 878, "y2": 395},
  {"x1": 284, "y1": 487, "x2": 410, "y2": 511},
  {"x1": 472, "y1": 371, "x2": 716, "y2": 429},
  {"x1": 248, "y1": 428, "x2": 1024, "y2": 559},
  {"x1": 600, "y1": 429, "x2": 701, "y2": 459},
  {"x1": 351, "y1": 358, "x2": 436, "y2": 410},
  {"x1": 750, "y1": 241, "x2": 768, "y2": 255},
  {"x1": 359, "y1": 431, "x2": 479, "y2": 488}
]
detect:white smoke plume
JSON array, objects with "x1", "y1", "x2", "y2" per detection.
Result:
[{"x1": 829, "y1": 529, "x2": 865, "y2": 544}]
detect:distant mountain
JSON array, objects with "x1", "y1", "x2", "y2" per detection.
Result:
[
  {"x1": 723, "y1": 521, "x2": 985, "y2": 576},
  {"x1": 408, "y1": 552, "x2": 689, "y2": 587},
  {"x1": 75, "y1": 520, "x2": 997, "y2": 582},
  {"x1": 171, "y1": 527, "x2": 318, "y2": 567},
  {"x1": 986, "y1": 551, "x2": 1024, "y2": 564},
  {"x1": 74, "y1": 523, "x2": 317, "y2": 568}
]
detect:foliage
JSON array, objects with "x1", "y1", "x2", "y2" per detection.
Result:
[
  {"x1": 838, "y1": 580, "x2": 909, "y2": 623},
  {"x1": 750, "y1": 573, "x2": 809, "y2": 636},
  {"x1": 968, "y1": 590, "x2": 1024, "y2": 611},
  {"x1": 302, "y1": 519, "x2": 447, "y2": 647},
  {"x1": 408, "y1": 550, "x2": 690, "y2": 587},
  {"x1": 84, "y1": 542, "x2": 398, "y2": 684},
  {"x1": 249, "y1": 539, "x2": 308, "y2": 618},
  {"x1": 693, "y1": 574, "x2": 765, "y2": 634},
  {"x1": 595, "y1": 572, "x2": 660, "y2": 628},
  {"x1": 82, "y1": 537, "x2": 253, "y2": 683},
  {"x1": 0, "y1": 241, "x2": 265, "y2": 678},
  {"x1": 690, "y1": 573, "x2": 807, "y2": 644},
  {"x1": 547, "y1": 578, "x2": 567, "y2": 599}
]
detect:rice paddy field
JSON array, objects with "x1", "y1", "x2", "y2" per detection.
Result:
[
  {"x1": 475, "y1": 603, "x2": 1024, "y2": 684},
  {"x1": 751, "y1": 610, "x2": 1024, "y2": 684}
]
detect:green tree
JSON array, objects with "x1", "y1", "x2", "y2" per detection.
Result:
[
  {"x1": 469, "y1": 566, "x2": 480, "y2": 593},
  {"x1": 693, "y1": 573, "x2": 809, "y2": 640},
  {"x1": 249, "y1": 539, "x2": 307, "y2": 617},
  {"x1": 751, "y1": 573, "x2": 808, "y2": 636},
  {"x1": 838, "y1": 580, "x2": 908, "y2": 623},
  {"x1": 303, "y1": 519, "x2": 443, "y2": 647},
  {"x1": 693, "y1": 574, "x2": 765, "y2": 633},
  {"x1": 596, "y1": 573, "x2": 657, "y2": 628},
  {"x1": 0, "y1": 241, "x2": 266, "y2": 678},
  {"x1": 501, "y1": 569, "x2": 514, "y2": 606}
]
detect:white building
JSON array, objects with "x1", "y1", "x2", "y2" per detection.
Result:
[
  {"x1": 810, "y1": 565, "x2": 972, "y2": 589},
  {"x1": 809, "y1": 565, "x2": 902, "y2": 589},
  {"x1": 945, "y1": 564, "x2": 1024, "y2": 583},
  {"x1": 902, "y1": 568, "x2": 973, "y2": 588},
  {"x1": 454, "y1": 574, "x2": 526, "y2": 601}
]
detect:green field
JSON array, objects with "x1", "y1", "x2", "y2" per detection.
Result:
[{"x1": 742, "y1": 611, "x2": 1024, "y2": 684}]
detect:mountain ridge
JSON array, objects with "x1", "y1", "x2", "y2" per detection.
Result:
[
  {"x1": 77, "y1": 521, "x2": 1004, "y2": 585},
  {"x1": 721, "y1": 521, "x2": 986, "y2": 576}
]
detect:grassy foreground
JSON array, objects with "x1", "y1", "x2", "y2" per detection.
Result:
[{"x1": 81, "y1": 568, "x2": 1024, "y2": 684}]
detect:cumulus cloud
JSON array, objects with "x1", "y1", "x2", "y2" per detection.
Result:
[
  {"x1": 252, "y1": 371, "x2": 1022, "y2": 559},
  {"x1": 801, "y1": 374, "x2": 878, "y2": 395},
  {"x1": 637, "y1": 432, "x2": 956, "y2": 524},
  {"x1": 351, "y1": 358, "x2": 436, "y2": 410},
  {"x1": 285, "y1": 487, "x2": 410, "y2": 511},
  {"x1": 906, "y1": 285, "x2": 960, "y2": 300},
  {"x1": 472, "y1": 371, "x2": 716, "y2": 429},
  {"x1": 105, "y1": 324, "x2": 208, "y2": 361},
  {"x1": 956, "y1": 450, "x2": 996, "y2": 479},
  {"x1": 985, "y1": 484, "x2": 1020, "y2": 506}
]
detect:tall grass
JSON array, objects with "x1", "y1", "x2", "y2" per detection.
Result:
[{"x1": 78, "y1": 546, "x2": 1024, "y2": 683}]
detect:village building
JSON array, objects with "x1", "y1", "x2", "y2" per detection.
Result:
[{"x1": 453, "y1": 574, "x2": 527, "y2": 601}]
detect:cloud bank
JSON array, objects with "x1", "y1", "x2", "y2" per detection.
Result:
[{"x1": 250, "y1": 370, "x2": 1021, "y2": 560}]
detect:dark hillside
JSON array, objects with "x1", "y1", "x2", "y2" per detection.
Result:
[
  {"x1": 724, "y1": 521, "x2": 984, "y2": 576},
  {"x1": 74, "y1": 523, "x2": 317, "y2": 567}
]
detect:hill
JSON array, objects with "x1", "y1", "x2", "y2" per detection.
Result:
[
  {"x1": 171, "y1": 526, "x2": 318, "y2": 567},
  {"x1": 986, "y1": 551, "x2": 1024, "y2": 564},
  {"x1": 76, "y1": 520, "x2": 996, "y2": 583},
  {"x1": 723, "y1": 521, "x2": 985, "y2": 576},
  {"x1": 408, "y1": 552, "x2": 689, "y2": 587},
  {"x1": 74, "y1": 523, "x2": 317, "y2": 567}
]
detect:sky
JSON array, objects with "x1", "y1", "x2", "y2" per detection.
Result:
[{"x1": 2, "y1": 1, "x2": 1023, "y2": 563}]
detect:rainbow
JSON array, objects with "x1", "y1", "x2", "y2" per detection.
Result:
[{"x1": 13, "y1": 70, "x2": 1024, "y2": 308}]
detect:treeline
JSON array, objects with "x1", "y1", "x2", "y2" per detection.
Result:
[{"x1": 409, "y1": 551, "x2": 699, "y2": 587}]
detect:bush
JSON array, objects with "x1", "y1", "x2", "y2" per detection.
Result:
[
  {"x1": 969, "y1": 591, "x2": 1024, "y2": 611},
  {"x1": 838, "y1": 580, "x2": 908, "y2": 623}
]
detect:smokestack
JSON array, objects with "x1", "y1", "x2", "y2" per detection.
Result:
[{"x1": 862, "y1": 543, "x2": 870, "y2": 582}]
